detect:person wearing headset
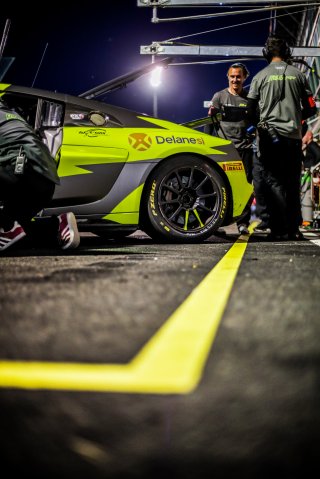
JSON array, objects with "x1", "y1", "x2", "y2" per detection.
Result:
[
  {"x1": 206, "y1": 62, "x2": 268, "y2": 235},
  {"x1": 247, "y1": 35, "x2": 317, "y2": 241}
]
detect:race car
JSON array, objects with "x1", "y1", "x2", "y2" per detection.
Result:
[{"x1": 0, "y1": 67, "x2": 253, "y2": 243}]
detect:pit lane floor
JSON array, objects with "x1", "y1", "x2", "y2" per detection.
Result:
[{"x1": 0, "y1": 226, "x2": 320, "y2": 478}]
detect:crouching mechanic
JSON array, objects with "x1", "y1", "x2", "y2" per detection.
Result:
[{"x1": 0, "y1": 99, "x2": 80, "y2": 252}]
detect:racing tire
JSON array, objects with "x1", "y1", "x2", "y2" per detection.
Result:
[{"x1": 141, "y1": 155, "x2": 229, "y2": 243}]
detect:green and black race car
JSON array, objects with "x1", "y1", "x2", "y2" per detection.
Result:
[{"x1": 0, "y1": 66, "x2": 253, "y2": 243}]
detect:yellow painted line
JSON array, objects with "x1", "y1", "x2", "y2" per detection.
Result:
[{"x1": 0, "y1": 230, "x2": 253, "y2": 394}]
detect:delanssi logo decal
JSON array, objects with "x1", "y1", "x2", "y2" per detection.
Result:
[
  {"x1": 155, "y1": 135, "x2": 205, "y2": 145},
  {"x1": 128, "y1": 132, "x2": 205, "y2": 151},
  {"x1": 128, "y1": 133, "x2": 152, "y2": 151}
]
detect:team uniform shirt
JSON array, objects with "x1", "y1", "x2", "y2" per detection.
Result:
[
  {"x1": 248, "y1": 61, "x2": 314, "y2": 139},
  {"x1": 210, "y1": 88, "x2": 250, "y2": 150}
]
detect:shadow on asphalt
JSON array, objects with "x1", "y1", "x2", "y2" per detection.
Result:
[
  {"x1": 0, "y1": 231, "x2": 241, "y2": 257},
  {"x1": 0, "y1": 229, "x2": 312, "y2": 258}
]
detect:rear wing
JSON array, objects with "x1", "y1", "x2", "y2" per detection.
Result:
[{"x1": 80, "y1": 57, "x2": 173, "y2": 100}]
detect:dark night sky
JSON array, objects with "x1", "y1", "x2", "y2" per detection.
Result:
[{"x1": 1, "y1": 0, "x2": 273, "y2": 123}]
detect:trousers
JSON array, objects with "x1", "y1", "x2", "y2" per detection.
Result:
[
  {"x1": 0, "y1": 163, "x2": 55, "y2": 233},
  {"x1": 256, "y1": 130, "x2": 302, "y2": 235}
]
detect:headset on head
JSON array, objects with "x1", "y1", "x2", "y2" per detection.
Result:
[
  {"x1": 262, "y1": 36, "x2": 292, "y2": 63},
  {"x1": 227, "y1": 63, "x2": 250, "y2": 79}
]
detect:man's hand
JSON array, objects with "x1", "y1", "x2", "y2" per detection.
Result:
[
  {"x1": 208, "y1": 105, "x2": 222, "y2": 122},
  {"x1": 302, "y1": 130, "x2": 313, "y2": 150},
  {"x1": 208, "y1": 105, "x2": 215, "y2": 116},
  {"x1": 302, "y1": 130, "x2": 313, "y2": 145}
]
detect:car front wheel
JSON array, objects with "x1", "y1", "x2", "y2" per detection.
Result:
[{"x1": 141, "y1": 156, "x2": 229, "y2": 243}]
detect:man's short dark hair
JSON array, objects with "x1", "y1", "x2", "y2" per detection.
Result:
[{"x1": 262, "y1": 35, "x2": 292, "y2": 63}]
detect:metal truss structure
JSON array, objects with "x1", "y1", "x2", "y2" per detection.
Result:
[
  {"x1": 137, "y1": 1, "x2": 313, "y2": 6},
  {"x1": 138, "y1": 1, "x2": 320, "y2": 58},
  {"x1": 140, "y1": 44, "x2": 320, "y2": 58}
]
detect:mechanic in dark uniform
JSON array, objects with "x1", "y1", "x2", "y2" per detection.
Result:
[
  {"x1": 247, "y1": 35, "x2": 317, "y2": 240},
  {"x1": 0, "y1": 99, "x2": 80, "y2": 251},
  {"x1": 206, "y1": 62, "x2": 269, "y2": 234}
]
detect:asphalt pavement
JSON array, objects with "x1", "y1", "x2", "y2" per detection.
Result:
[{"x1": 0, "y1": 226, "x2": 320, "y2": 478}]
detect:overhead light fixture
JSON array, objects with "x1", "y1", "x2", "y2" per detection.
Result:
[{"x1": 150, "y1": 66, "x2": 163, "y2": 87}]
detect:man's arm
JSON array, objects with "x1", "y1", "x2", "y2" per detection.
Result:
[
  {"x1": 208, "y1": 91, "x2": 222, "y2": 117},
  {"x1": 301, "y1": 94, "x2": 317, "y2": 120},
  {"x1": 301, "y1": 74, "x2": 317, "y2": 120}
]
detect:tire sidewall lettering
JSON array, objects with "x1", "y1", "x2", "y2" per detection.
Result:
[
  {"x1": 220, "y1": 186, "x2": 227, "y2": 219},
  {"x1": 149, "y1": 180, "x2": 158, "y2": 216}
]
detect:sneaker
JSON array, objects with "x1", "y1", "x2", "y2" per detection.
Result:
[
  {"x1": 57, "y1": 212, "x2": 80, "y2": 250},
  {"x1": 0, "y1": 221, "x2": 26, "y2": 251},
  {"x1": 238, "y1": 224, "x2": 250, "y2": 235},
  {"x1": 253, "y1": 222, "x2": 271, "y2": 234}
]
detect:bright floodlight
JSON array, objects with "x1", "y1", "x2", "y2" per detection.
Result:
[{"x1": 150, "y1": 66, "x2": 163, "y2": 87}]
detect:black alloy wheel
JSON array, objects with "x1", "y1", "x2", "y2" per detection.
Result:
[{"x1": 141, "y1": 155, "x2": 228, "y2": 243}]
